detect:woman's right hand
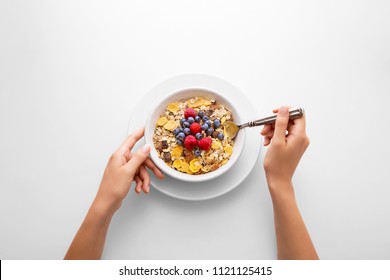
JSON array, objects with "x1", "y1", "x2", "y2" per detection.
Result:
[{"x1": 261, "y1": 106, "x2": 310, "y2": 190}]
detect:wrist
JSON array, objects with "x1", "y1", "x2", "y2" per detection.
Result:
[
  {"x1": 81, "y1": 200, "x2": 115, "y2": 231},
  {"x1": 90, "y1": 195, "x2": 118, "y2": 220},
  {"x1": 94, "y1": 181, "x2": 124, "y2": 217},
  {"x1": 266, "y1": 178, "x2": 295, "y2": 199}
]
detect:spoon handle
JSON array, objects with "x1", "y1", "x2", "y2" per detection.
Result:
[{"x1": 239, "y1": 107, "x2": 304, "y2": 128}]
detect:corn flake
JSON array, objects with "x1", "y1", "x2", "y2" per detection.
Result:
[
  {"x1": 163, "y1": 120, "x2": 177, "y2": 131},
  {"x1": 157, "y1": 117, "x2": 168, "y2": 126},
  {"x1": 167, "y1": 102, "x2": 180, "y2": 113}
]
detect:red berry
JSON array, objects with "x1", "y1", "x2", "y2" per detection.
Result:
[
  {"x1": 190, "y1": 123, "x2": 201, "y2": 135},
  {"x1": 184, "y1": 108, "x2": 196, "y2": 119},
  {"x1": 184, "y1": 135, "x2": 197, "y2": 150},
  {"x1": 198, "y1": 137, "x2": 212, "y2": 151}
]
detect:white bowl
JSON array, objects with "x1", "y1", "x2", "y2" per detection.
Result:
[{"x1": 145, "y1": 88, "x2": 245, "y2": 182}]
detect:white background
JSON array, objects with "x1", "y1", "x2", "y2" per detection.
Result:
[{"x1": 1, "y1": 0, "x2": 389, "y2": 259}]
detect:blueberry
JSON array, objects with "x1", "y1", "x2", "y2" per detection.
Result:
[
  {"x1": 176, "y1": 139, "x2": 183, "y2": 146},
  {"x1": 195, "y1": 116, "x2": 201, "y2": 123},
  {"x1": 183, "y1": 121, "x2": 190, "y2": 128},
  {"x1": 195, "y1": 132, "x2": 202, "y2": 140},
  {"x1": 188, "y1": 117, "x2": 195, "y2": 124},
  {"x1": 176, "y1": 132, "x2": 185, "y2": 141},
  {"x1": 201, "y1": 123, "x2": 209, "y2": 131},
  {"x1": 206, "y1": 120, "x2": 212, "y2": 127},
  {"x1": 173, "y1": 128, "x2": 180, "y2": 136},
  {"x1": 202, "y1": 116, "x2": 209, "y2": 122},
  {"x1": 184, "y1": 128, "x2": 191, "y2": 135},
  {"x1": 194, "y1": 149, "x2": 201, "y2": 157},
  {"x1": 180, "y1": 118, "x2": 186, "y2": 127},
  {"x1": 213, "y1": 119, "x2": 221, "y2": 128},
  {"x1": 198, "y1": 111, "x2": 205, "y2": 118},
  {"x1": 217, "y1": 133, "x2": 224, "y2": 141},
  {"x1": 207, "y1": 127, "x2": 214, "y2": 135}
]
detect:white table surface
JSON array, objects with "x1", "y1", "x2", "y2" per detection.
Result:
[{"x1": 1, "y1": 0, "x2": 389, "y2": 260}]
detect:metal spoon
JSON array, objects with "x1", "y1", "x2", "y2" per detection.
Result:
[{"x1": 225, "y1": 107, "x2": 305, "y2": 140}]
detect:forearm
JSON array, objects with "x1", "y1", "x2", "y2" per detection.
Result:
[
  {"x1": 64, "y1": 199, "x2": 115, "y2": 260},
  {"x1": 268, "y1": 180, "x2": 319, "y2": 260}
]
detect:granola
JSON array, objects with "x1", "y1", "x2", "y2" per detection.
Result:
[{"x1": 153, "y1": 96, "x2": 234, "y2": 175}]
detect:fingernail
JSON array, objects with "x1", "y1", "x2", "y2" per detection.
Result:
[
  {"x1": 142, "y1": 144, "x2": 151, "y2": 154},
  {"x1": 279, "y1": 106, "x2": 289, "y2": 116}
]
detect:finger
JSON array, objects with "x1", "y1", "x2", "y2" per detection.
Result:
[
  {"x1": 134, "y1": 175, "x2": 142, "y2": 193},
  {"x1": 264, "y1": 136, "x2": 270, "y2": 146},
  {"x1": 144, "y1": 158, "x2": 165, "y2": 179},
  {"x1": 267, "y1": 129, "x2": 274, "y2": 140},
  {"x1": 287, "y1": 120, "x2": 293, "y2": 131},
  {"x1": 261, "y1": 124, "x2": 272, "y2": 136},
  {"x1": 125, "y1": 144, "x2": 151, "y2": 177},
  {"x1": 117, "y1": 127, "x2": 145, "y2": 157},
  {"x1": 139, "y1": 165, "x2": 150, "y2": 194},
  {"x1": 273, "y1": 106, "x2": 290, "y2": 143},
  {"x1": 273, "y1": 104, "x2": 295, "y2": 114},
  {"x1": 289, "y1": 113, "x2": 306, "y2": 136}
]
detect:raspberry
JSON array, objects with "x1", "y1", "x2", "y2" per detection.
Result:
[
  {"x1": 184, "y1": 108, "x2": 196, "y2": 119},
  {"x1": 190, "y1": 123, "x2": 201, "y2": 135},
  {"x1": 198, "y1": 137, "x2": 212, "y2": 151},
  {"x1": 184, "y1": 135, "x2": 197, "y2": 150}
]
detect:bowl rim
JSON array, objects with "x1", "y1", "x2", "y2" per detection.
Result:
[{"x1": 145, "y1": 87, "x2": 246, "y2": 182}]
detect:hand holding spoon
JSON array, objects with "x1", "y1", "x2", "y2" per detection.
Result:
[{"x1": 225, "y1": 107, "x2": 305, "y2": 140}]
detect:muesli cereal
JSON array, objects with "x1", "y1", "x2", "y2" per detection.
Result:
[{"x1": 153, "y1": 96, "x2": 234, "y2": 175}]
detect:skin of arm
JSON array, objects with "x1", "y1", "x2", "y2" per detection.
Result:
[
  {"x1": 261, "y1": 106, "x2": 319, "y2": 260},
  {"x1": 64, "y1": 127, "x2": 164, "y2": 260}
]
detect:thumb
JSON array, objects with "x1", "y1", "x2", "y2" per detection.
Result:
[
  {"x1": 125, "y1": 144, "x2": 151, "y2": 177},
  {"x1": 273, "y1": 106, "x2": 289, "y2": 143}
]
